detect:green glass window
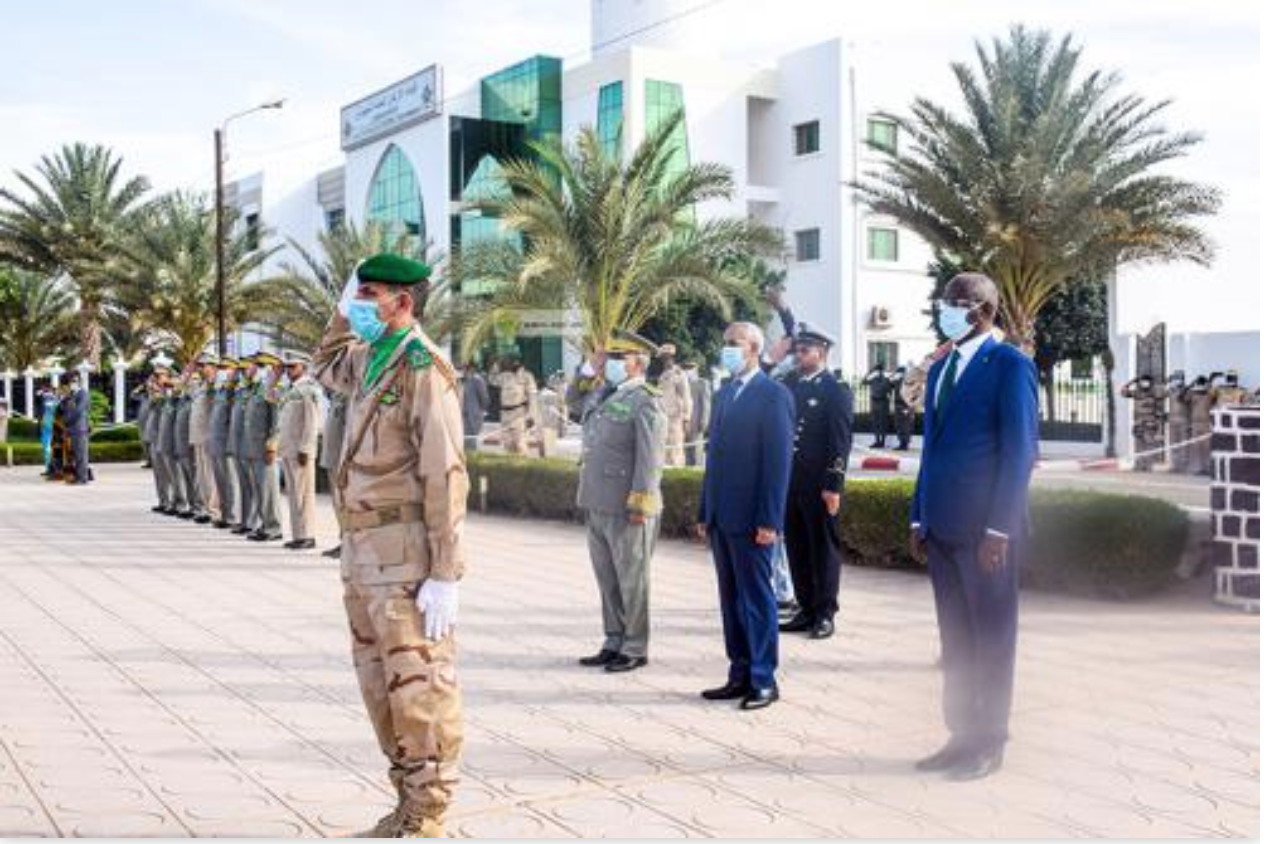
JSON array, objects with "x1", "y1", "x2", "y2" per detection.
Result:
[
  {"x1": 596, "y1": 82, "x2": 624, "y2": 162},
  {"x1": 794, "y1": 228, "x2": 821, "y2": 262},
  {"x1": 794, "y1": 120, "x2": 820, "y2": 156},
  {"x1": 366, "y1": 145, "x2": 425, "y2": 242},
  {"x1": 480, "y1": 56, "x2": 563, "y2": 146},
  {"x1": 867, "y1": 226, "x2": 899, "y2": 261},
  {"x1": 866, "y1": 118, "x2": 898, "y2": 153},
  {"x1": 645, "y1": 80, "x2": 689, "y2": 176}
]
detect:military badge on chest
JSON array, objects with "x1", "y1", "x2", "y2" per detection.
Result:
[{"x1": 379, "y1": 384, "x2": 402, "y2": 406}]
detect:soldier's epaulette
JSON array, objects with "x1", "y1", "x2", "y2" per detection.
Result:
[
  {"x1": 405, "y1": 337, "x2": 433, "y2": 370},
  {"x1": 641, "y1": 383, "x2": 662, "y2": 397}
]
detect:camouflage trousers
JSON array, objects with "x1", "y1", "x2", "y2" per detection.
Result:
[{"x1": 342, "y1": 576, "x2": 464, "y2": 819}]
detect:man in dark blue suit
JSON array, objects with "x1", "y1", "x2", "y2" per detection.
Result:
[
  {"x1": 63, "y1": 373, "x2": 92, "y2": 485},
  {"x1": 696, "y1": 322, "x2": 795, "y2": 710},
  {"x1": 910, "y1": 273, "x2": 1039, "y2": 781}
]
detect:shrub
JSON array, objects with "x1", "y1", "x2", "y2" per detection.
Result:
[
  {"x1": 461, "y1": 453, "x2": 1191, "y2": 599},
  {"x1": 3, "y1": 440, "x2": 143, "y2": 465},
  {"x1": 90, "y1": 423, "x2": 140, "y2": 443},
  {"x1": 4, "y1": 416, "x2": 40, "y2": 441}
]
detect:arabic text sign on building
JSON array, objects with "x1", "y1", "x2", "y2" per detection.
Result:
[{"x1": 341, "y1": 66, "x2": 443, "y2": 151}]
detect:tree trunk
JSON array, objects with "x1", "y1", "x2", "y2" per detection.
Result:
[{"x1": 78, "y1": 301, "x2": 102, "y2": 369}]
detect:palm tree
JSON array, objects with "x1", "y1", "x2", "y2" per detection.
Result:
[
  {"x1": 855, "y1": 26, "x2": 1221, "y2": 353},
  {"x1": 451, "y1": 112, "x2": 784, "y2": 358},
  {"x1": 255, "y1": 220, "x2": 447, "y2": 351},
  {"x1": 125, "y1": 191, "x2": 279, "y2": 363},
  {"x1": 0, "y1": 143, "x2": 151, "y2": 366},
  {"x1": 0, "y1": 266, "x2": 77, "y2": 371}
]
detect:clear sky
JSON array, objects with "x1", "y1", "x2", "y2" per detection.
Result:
[{"x1": 2, "y1": 0, "x2": 1259, "y2": 332}]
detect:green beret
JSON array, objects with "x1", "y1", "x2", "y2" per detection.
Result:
[{"x1": 357, "y1": 253, "x2": 432, "y2": 286}]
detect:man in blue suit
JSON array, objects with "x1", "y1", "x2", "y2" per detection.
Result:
[
  {"x1": 911, "y1": 272, "x2": 1039, "y2": 781},
  {"x1": 696, "y1": 322, "x2": 795, "y2": 710}
]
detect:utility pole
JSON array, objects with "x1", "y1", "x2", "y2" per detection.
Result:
[{"x1": 214, "y1": 127, "x2": 227, "y2": 357}]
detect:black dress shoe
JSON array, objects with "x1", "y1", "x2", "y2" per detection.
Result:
[
  {"x1": 194, "y1": 515, "x2": 212, "y2": 524},
  {"x1": 249, "y1": 531, "x2": 283, "y2": 542},
  {"x1": 176, "y1": 511, "x2": 195, "y2": 520},
  {"x1": 287, "y1": 538, "x2": 316, "y2": 550},
  {"x1": 231, "y1": 525, "x2": 252, "y2": 535},
  {"x1": 740, "y1": 686, "x2": 780, "y2": 710},
  {"x1": 214, "y1": 520, "x2": 231, "y2": 529},
  {"x1": 604, "y1": 654, "x2": 648, "y2": 673},
  {"x1": 701, "y1": 680, "x2": 751, "y2": 701},
  {"x1": 578, "y1": 649, "x2": 620, "y2": 667},
  {"x1": 916, "y1": 741, "x2": 970, "y2": 772},
  {"x1": 321, "y1": 544, "x2": 342, "y2": 559},
  {"x1": 810, "y1": 618, "x2": 835, "y2": 640},
  {"x1": 151, "y1": 505, "x2": 167, "y2": 513},
  {"x1": 779, "y1": 612, "x2": 813, "y2": 633},
  {"x1": 946, "y1": 746, "x2": 1005, "y2": 781}
]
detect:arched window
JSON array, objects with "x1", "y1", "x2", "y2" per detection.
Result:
[{"x1": 365, "y1": 145, "x2": 425, "y2": 242}]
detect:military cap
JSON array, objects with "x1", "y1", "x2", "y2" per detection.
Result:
[
  {"x1": 196, "y1": 351, "x2": 220, "y2": 366},
  {"x1": 252, "y1": 351, "x2": 283, "y2": 367},
  {"x1": 793, "y1": 322, "x2": 836, "y2": 348},
  {"x1": 605, "y1": 329, "x2": 659, "y2": 357},
  {"x1": 217, "y1": 356, "x2": 239, "y2": 369},
  {"x1": 357, "y1": 253, "x2": 432, "y2": 286},
  {"x1": 283, "y1": 350, "x2": 312, "y2": 366}
]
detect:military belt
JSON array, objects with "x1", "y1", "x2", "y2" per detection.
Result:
[
  {"x1": 502, "y1": 400, "x2": 528, "y2": 412},
  {"x1": 338, "y1": 502, "x2": 425, "y2": 532}
]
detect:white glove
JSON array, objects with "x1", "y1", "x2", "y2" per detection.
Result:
[
  {"x1": 416, "y1": 578, "x2": 460, "y2": 640},
  {"x1": 337, "y1": 265, "x2": 361, "y2": 318}
]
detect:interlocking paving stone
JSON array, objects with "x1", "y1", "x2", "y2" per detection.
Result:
[{"x1": 0, "y1": 464, "x2": 1259, "y2": 837}]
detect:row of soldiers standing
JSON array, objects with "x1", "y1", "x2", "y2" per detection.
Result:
[
  {"x1": 136, "y1": 350, "x2": 326, "y2": 549},
  {"x1": 1121, "y1": 369, "x2": 1252, "y2": 473}
]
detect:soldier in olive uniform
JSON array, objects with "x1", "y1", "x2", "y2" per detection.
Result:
[
  {"x1": 1186, "y1": 375, "x2": 1216, "y2": 475},
  {"x1": 242, "y1": 351, "x2": 284, "y2": 542},
  {"x1": 891, "y1": 365, "x2": 915, "y2": 450},
  {"x1": 228, "y1": 357, "x2": 255, "y2": 533},
  {"x1": 494, "y1": 352, "x2": 537, "y2": 455},
  {"x1": 319, "y1": 388, "x2": 348, "y2": 559},
  {"x1": 172, "y1": 365, "x2": 203, "y2": 520},
  {"x1": 577, "y1": 330, "x2": 667, "y2": 673},
  {"x1": 314, "y1": 253, "x2": 469, "y2": 838},
  {"x1": 206, "y1": 358, "x2": 240, "y2": 529},
  {"x1": 278, "y1": 351, "x2": 324, "y2": 550},
  {"x1": 778, "y1": 325, "x2": 854, "y2": 640},
  {"x1": 143, "y1": 358, "x2": 175, "y2": 511},
  {"x1": 656, "y1": 344, "x2": 693, "y2": 468},
  {"x1": 864, "y1": 363, "x2": 893, "y2": 448}
]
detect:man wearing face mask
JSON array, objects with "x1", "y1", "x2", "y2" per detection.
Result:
[
  {"x1": 242, "y1": 351, "x2": 285, "y2": 542},
  {"x1": 695, "y1": 322, "x2": 795, "y2": 711},
  {"x1": 910, "y1": 272, "x2": 1038, "y2": 781},
  {"x1": 576, "y1": 330, "x2": 667, "y2": 673},
  {"x1": 314, "y1": 253, "x2": 468, "y2": 838},
  {"x1": 62, "y1": 373, "x2": 92, "y2": 484}
]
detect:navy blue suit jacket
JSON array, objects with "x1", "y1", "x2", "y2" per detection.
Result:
[
  {"x1": 698, "y1": 371, "x2": 795, "y2": 534},
  {"x1": 911, "y1": 335, "x2": 1039, "y2": 543}
]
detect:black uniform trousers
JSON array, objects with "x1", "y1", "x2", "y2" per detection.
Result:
[
  {"x1": 783, "y1": 490, "x2": 843, "y2": 623},
  {"x1": 926, "y1": 531, "x2": 1019, "y2": 752}
]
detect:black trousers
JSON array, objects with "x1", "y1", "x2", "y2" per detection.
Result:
[
  {"x1": 871, "y1": 403, "x2": 890, "y2": 444},
  {"x1": 926, "y1": 532, "x2": 1019, "y2": 751},
  {"x1": 783, "y1": 490, "x2": 843, "y2": 622},
  {"x1": 72, "y1": 432, "x2": 90, "y2": 482}
]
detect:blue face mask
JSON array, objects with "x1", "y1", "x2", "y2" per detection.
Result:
[
  {"x1": 720, "y1": 346, "x2": 746, "y2": 375},
  {"x1": 348, "y1": 299, "x2": 387, "y2": 344},
  {"x1": 937, "y1": 304, "x2": 975, "y2": 342},
  {"x1": 604, "y1": 358, "x2": 628, "y2": 385}
]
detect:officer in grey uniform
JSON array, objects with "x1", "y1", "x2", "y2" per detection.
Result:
[
  {"x1": 157, "y1": 371, "x2": 189, "y2": 516},
  {"x1": 318, "y1": 388, "x2": 348, "y2": 558},
  {"x1": 242, "y1": 351, "x2": 284, "y2": 542},
  {"x1": 576, "y1": 330, "x2": 667, "y2": 674},
  {"x1": 205, "y1": 358, "x2": 240, "y2": 529},
  {"x1": 172, "y1": 367, "x2": 203, "y2": 520},
  {"x1": 228, "y1": 356, "x2": 256, "y2": 534}
]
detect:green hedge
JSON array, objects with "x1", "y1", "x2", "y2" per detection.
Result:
[
  {"x1": 4, "y1": 416, "x2": 39, "y2": 441},
  {"x1": 464, "y1": 453, "x2": 1190, "y2": 599},
  {"x1": 3, "y1": 441, "x2": 143, "y2": 465},
  {"x1": 2, "y1": 419, "x2": 139, "y2": 443}
]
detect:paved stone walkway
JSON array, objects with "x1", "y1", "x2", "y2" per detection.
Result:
[{"x1": 0, "y1": 465, "x2": 1258, "y2": 837}]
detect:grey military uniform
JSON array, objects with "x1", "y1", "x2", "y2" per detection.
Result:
[
  {"x1": 174, "y1": 387, "x2": 205, "y2": 516},
  {"x1": 686, "y1": 370, "x2": 711, "y2": 466},
  {"x1": 205, "y1": 382, "x2": 239, "y2": 524},
  {"x1": 142, "y1": 392, "x2": 170, "y2": 506},
  {"x1": 576, "y1": 378, "x2": 666, "y2": 660},
  {"x1": 228, "y1": 383, "x2": 253, "y2": 528},
  {"x1": 157, "y1": 393, "x2": 188, "y2": 511},
  {"x1": 241, "y1": 378, "x2": 282, "y2": 536}
]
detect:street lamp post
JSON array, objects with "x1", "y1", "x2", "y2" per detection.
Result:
[{"x1": 214, "y1": 99, "x2": 285, "y2": 357}]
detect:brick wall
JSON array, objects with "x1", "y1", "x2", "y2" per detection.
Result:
[{"x1": 1211, "y1": 405, "x2": 1260, "y2": 610}]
